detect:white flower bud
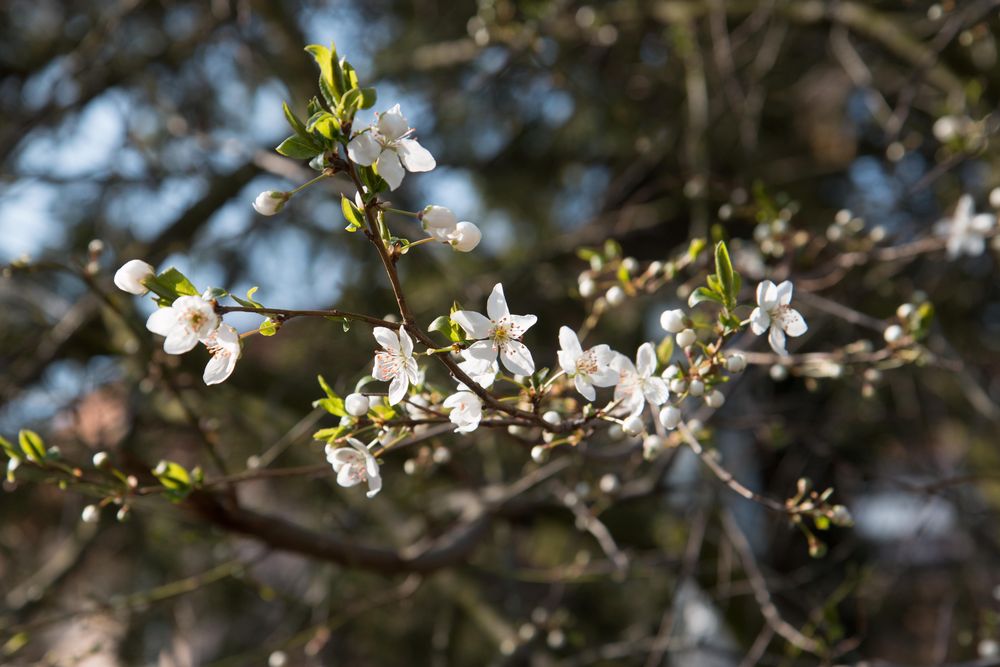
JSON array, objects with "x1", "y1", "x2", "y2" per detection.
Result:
[
  {"x1": 432, "y1": 447, "x2": 451, "y2": 464},
  {"x1": 81, "y1": 505, "x2": 100, "y2": 524},
  {"x1": 420, "y1": 205, "x2": 458, "y2": 231},
  {"x1": 579, "y1": 278, "x2": 596, "y2": 298},
  {"x1": 991, "y1": 187, "x2": 1000, "y2": 210},
  {"x1": 92, "y1": 451, "x2": 110, "y2": 469},
  {"x1": 252, "y1": 190, "x2": 288, "y2": 216},
  {"x1": 659, "y1": 308, "x2": 686, "y2": 333},
  {"x1": 661, "y1": 364, "x2": 679, "y2": 379},
  {"x1": 687, "y1": 418, "x2": 703, "y2": 432},
  {"x1": 648, "y1": 261, "x2": 663, "y2": 275},
  {"x1": 726, "y1": 353, "x2": 746, "y2": 373},
  {"x1": 598, "y1": 473, "x2": 620, "y2": 494},
  {"x1": 658, "y1": 405, "x2": 681, "y2": 430},
  {"x1": 531, "y1": 445, "x2": 548, "y2": 463},
  {"x1": 449, "y1": 221, "x2": 482, "y2": 252},
  {"x1": 344, "y1": 393, "x2": 369, "y2": 417},
  {"x1": 622, "y1": 257, "x2": 639, "y2": 273},
  {"x1": 88, "y1": 239, "x2": 105, "y2": 255},
  {"x1": 883, "y1": 324, "x2": 904, "y2": 344},
  {"x1": 675, "y1": 328, "x2": 697, "y2": 348},
  {"x1": 896, "y1": 303, "x2": 915, "y2": 320},
  {"x1": 403, "y1": 459, "x2": 418, "y2": 475},
  {"x1": 688, "y1": 379, "x2": 704, "y2": 396},
  {"x1": 933, "y1": 115, "x2": 960, "y2": 142},
  {"x1": 605, "y1": 286, "x2": 625, "y2": 306},
  {"x1": 622, "y1": 415, "x2": 645, "y2": 437},
  {"x1": 116, "y1": 506, "x2": 131, "y2": 522},
  {"x1": 769, "y1": 364, "x2": 789, "y2": 381},
  {"x1": 542, "y1": 410, "x2": 561, "y2": 425},
  {"x1": 113, "y1": 259, "x2": 155, "y2": 295},
  {"x1": 607, "y1": 424, "x2": 624, "y2": 441},
  {"x1": 507, "y1": 424, "x2": 528, "y2": 437},
  {"x1": 705, "y1": 390, "x2": 725, "y2": 408},
  {"x1": 642, "y1": 435, "x2": 665, "y2": 459},
  {"x1": 669, "y1": 378, "x2": 687, "y2": 394}
]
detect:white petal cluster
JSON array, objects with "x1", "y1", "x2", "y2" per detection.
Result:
[
  {"x1": 935, "y1": 194, "x2": 996, "y2": 259},
  {"x1": 326, "y1": 438, "x2": 382, "y2": 498},
  {"x1": 114, "y1": 259, "x2": 154, "y2": 295},
  {"x1": 451, "y1": 284, "x2": 538, "y2": 377},
  {"x1": 443, "y1": 391, "x2": 483, "y2": 433},
  {"x1": 611, "y1": 343, "x2": 669, "y2": 417},
  {"x1": 420, "y1": 205, "x2": 482, "y2": 252},
  {"x1": 750, "y1": 280, "x2": 807, "y2": 356},
  {"x1": 557, "y1": 327, "x2": 617, "y2": 401},
  {"x1": 372, "y1": 326, "x2": 420, "y2": 405},
  {"x1": 347, "y1": 104, "x2": 435, "y2": 190}
]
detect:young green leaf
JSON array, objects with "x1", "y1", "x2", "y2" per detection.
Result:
[
  {"x1": 714, "y1": 241, "x2": 736, "y2": 309},
  {"x1": 276, "y1": 136, "x2": 322, "y2": 160},
  {"x1": 17, "y1": 430, "x2": 45, "y2": 462},
  {"x1": 341, "y1": 195, "x2": 364, "y2": 232}
]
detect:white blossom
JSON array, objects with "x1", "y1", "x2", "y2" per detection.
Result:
[
  {"x1": 146, "y1": 295, "x2": 220, "y2": 355},
  {"x1": 447, "y1": 221, "x2": 482, "y2": 252},
  {"x1": 443, "y1": 391, "x2": 483, "y2": 433},
  {"x1": 114, "y1": 259, "x2": 155, "y2": 295},
  {"x1": 622, "y1": 415, "x2": 645, "y2": 436},
  {"x1": 935, "y1": 194, "x2": 996, "y2": 259},
  {"x1": 253, "y1": 190, "x2": 288, "y2": 216},
  {"x1": 325, "y1": 438, "x2": 382, "y2": 498},
  {"x1": 345, "y1": 392, "x2": 370, "y2": 417},
  {"x1": 451, "y1": 283, "x2": 537, "y2": 376},
  {"x1": 372, "y1": 326, "x2": 420, "y2": 405},
  {"x1": 457, "y1": 349, "x2": 499, "y2": 390},
  {"x1": 659, "y1": 308, "x2": 686, "y2": 334},
  {"x1": 420, "y1": 205, "x2": 457, "y2": 233},
  {"x1": 750, "y1": 280, "x2": 807, "y2": 356},
  {"x1": 883, "y1": 324, "x2": 904, "y2": 344},
  {"x1": 611, "y1": 343, "x2": 669, "y2": 417},
  {"x1": 346, "y1": 105, "x2": 435, "y2": 190},
  {"x1": 556, "y1": 326, "x2": 617, "y2": 401},
  {"x1": 202, "y1": 323, "x2": 241, "y2": 385}
]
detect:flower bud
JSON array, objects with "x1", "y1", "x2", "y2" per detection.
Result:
[
  {"x1": 705, "y1": 390, "x2": 725, "y2": 408},
  {"x1": 726, "y1": 353, "x2": 746, "y2": 373},
  {"x1": 659, "y1": 308, "x2": 686, "y2": 333},
  {"x1": 991, "y1": 187, "x2": 1000, "y2": 210},
  {"x1": 88, "y1": 239, "x2": 105, "y2": 255},
  {"x1": 542, "y1": 410, "x2": 561, "y2": 426},
  {"x1": 605, "y1": 286, "x2": 625, "y2": 306},
  {"x1": 449, "y1": 221, "x2": 481, "y2": 252},
  {"x1": 642, "y1": 435, "x2": 665, "y2": 460},
  {"x1": 113, "y1": 259, "x2": 155, "y2": 295},
  {"x1": 895, "y1": 303, "x2": 915, "y2": 320},
  {"x1": 252, "y1": 190, "x2": 288, "y2": 216},
  {"x1": 599, "y1": 473, "x2": 620, "y2": 494},
  {"x1": 530, "y1": 445, "x2": 548, "y2": 463},
  {"x1": 658, "y1": 406, "x2": 681, "y2": 430},
  {"x1": 622, "y1": 257, "x2": 639, "y2": 273},
  {"x1": 420, "y1": 205, "x2": 458, "y2": 231},
  {"x1": 769, "y1": 364, "x2": 788, "y2": 381},
  {"x1": 92, "y1": 451, "x2": 110, "y2": 469},
  {"x1": 648, "y1": 261, "x2": 663, "y2": 275},
  {"x1": 578, "y1": 278, "x2": 596, "y2": 298},
  {"x1": 344, "y1": 393, "x2": 370, "y2": 417},
  {"x1": 883, "y1": 324, "x2": 904, "y2": 344},
  {"x1": 622, "y1": 415, "x2": 645, "y2": 437},
  {"x1": 830, "y1": 504, "x2": 853, "y2": 527},
  {"x1": 432, "y1": 447, "x2": 451, "y2": 464},
  {"x1": 116, "y1": 506, "x2": 131, "y2": 522},
  {"x1": 675, "y1": 328, "x2": 697, "y2": 348},
  {"x1": 669, "y1": 378, "x2": 687, "y2": 394},
  {"x1": 81, "y1": 504, "x2": 100, "y2": 524},
  {"x1": 688, "y1": 379, "x2": 704, "y2": 396}
]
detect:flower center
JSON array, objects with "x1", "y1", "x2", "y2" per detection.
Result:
[{"x1": 576, "y1": 349, "x2": 600, "y2": 375}]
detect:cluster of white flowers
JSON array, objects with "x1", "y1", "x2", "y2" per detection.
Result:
[
  {"x1": 114, "y1": 260, "x2": 242, "y2": 385},
  {"x1": 935, "y1": 194, "x2": 997, "y2": 259},
  {"x1": 419, "y1": 205, "x2": 481, "y2": 252}
]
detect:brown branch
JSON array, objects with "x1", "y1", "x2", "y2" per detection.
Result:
[{"x1": 216, "y1": 305, "x2": 397, "y2": 328}]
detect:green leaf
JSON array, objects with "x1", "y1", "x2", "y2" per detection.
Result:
[
  {"x1": 429, "y1": 315, "x2": 462, "y2": 343},
  {"x1": 687, "y1": 238, "x2": 707, "y2": 259},
  {"x1": 259, "y1": 318, "x2": 279, "y2": 336},
  {"x1": 282, "y1": 102, "x2": 310, "y2": 140},
  {"x1": 313, "y1": 426, "x2": 348, "y2": 442},
  {"x1": 317, "y1": 374, "x2": 338, "y2": 400},
  {"x1": 305, "y1": 111, "x2": 341, "y2": 141},
  {"x1": 714, "y1": 241, "x2": 737, "y2": 309},
  {"x1": 616, "y1": 263, "x2": 630, "y2": 284},
  {"x1": 656, "y1": 336, "x2": 674, "y2": 366},
  {"x1": 144, "y1": 267, "x2": 199, "y2": 302},
  {"x1": 341, "y1": 59, "x2": 359, "y2": 90},
  {"x1": 688, "y1": 286, "x2": 724, "y2": 308},
  {"x1": 153, "y1": 460, "x2": 192, "y2": 501},
  {"x1": 341, "y1": 195, "x2": 364, "y2": 232},
  {"x1": 359, "y1": 87, "x2": 377, "y2": 109},
  {"x1": 314, "y1": 397, "x2": 346, "y2": 417},
  {"x1": 18, "y1": 429, "x2": 45, "y2": 463},
  {"x1": 232, "y1": 286, "x2": 263, "y2": 309},
  {"x1": 0, "y1": 435, "x2": 18, "y2": 460},
  {"x1": 318, "y1": 75, "x2": 338, "y2": 109},
  {"x1": 603, "y1": 239, "x2": 622, "y2": 259},
  {"x1": 276, "y1": 136, "x2": 321, "y2": 160},
  {"x1": 305, "y1": 44, "x2": 338, "y2": 98}
]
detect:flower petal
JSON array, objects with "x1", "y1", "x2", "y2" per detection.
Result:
[
  {"x1": 574, "y1": 374, "x2": 596, "y2": 402},
  {"x1": 507, "y1": 313, "x2": 537, "y2": 335},
  {"x1": 775, "y1": 281, "x2": 794, "y2": 306},
  {"x1": 397, "y1": 326, "x2": 413, "y2": 357},
  {"x1": 636, "y1": 342, "x2": 657, "y2": 377},
  {"x1": 163, "y1": 328, "x2": 199, "y2": 355},
  {"x1": 750, "y1": 307, "x2": 770, "y2": 335},
  {"x1": 373, "y1": 326, "x2": 400, "y2": 352},
  {"x1": 377, "y1": 105, "x2": 409, "y2": 140},
  {"x1": 500, "y1": 339, "x2": 535, "y2": 376},
  {"x1": 756, "y1": 280, "x2": 777, "y2": 310},
  {"x1": 451, "y1": 310, "x2": 492, "y2": 339},
  {"x1": 486, "y1": 283, "x2": 509, "y2": 321},
  {"x1": 781, "y1": 309, "x2": 808, "y2": 337},
  {"x1": 558, "y1": 326, "x2": 583, "y2": 357},
  {"x1": 466, "y1": 340, "x2": 499, "y2": 363},
  {"x1": 376, "y1": 150, "x2": 405, "y2": 190},
  {"x1": 203, "y1": 352, "x2": 235, "y2": 385},
  {"x1": 146, "y1": 307, "x2": 177, "y2": 336},
  {"x1": 387, "y1": 374, "x2": 408, "y2": 405},
  {"x1": 642, "y1": 377, "x2": 669, "y2": 406},
  {"x1": 347, "y1": 132, "x2": 380, "y2": 166},
  {"x1": 397, "y1": 139, "x2": 436, "y2": 172},
  {"x1": 768, "y1": 325, "x2": 787, "y2": 356}
]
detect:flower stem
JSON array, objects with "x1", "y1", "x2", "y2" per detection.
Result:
[
  {"x1": 288, "y1": 172, "x2": 330, "y2": 196},
  {"x1": 385, "y1": 207, "x2": 418, "y2": 218}
]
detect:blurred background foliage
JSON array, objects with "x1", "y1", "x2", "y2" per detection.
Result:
[{"x1": 2, "y1": 0, "x2": 1000, "y2": 665}]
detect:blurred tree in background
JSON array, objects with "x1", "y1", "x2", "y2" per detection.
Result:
[{"x1": 2, "y1": 1, "x2": 1000, "y2": 665}]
